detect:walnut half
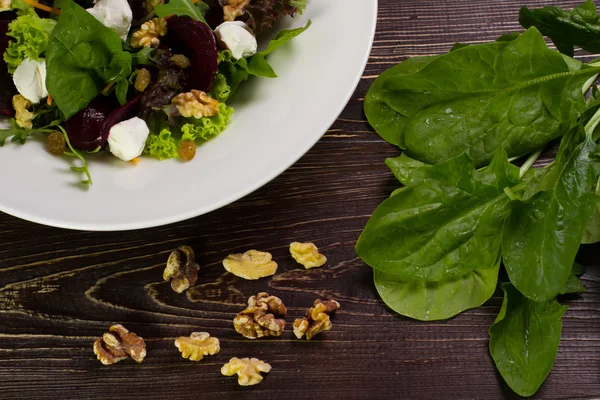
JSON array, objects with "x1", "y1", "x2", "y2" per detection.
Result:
[
  {"x1": 289, "y1": 242, "x2": 327, "y2": 269},
  {"x1": 131, "y1": 17, "x2": 167, "y2": 48},
  {"x1": 222, "y1": 0, "x2": 250, "y2": 21},
  {"x1": 293, "y1": 299, "x2": 340, "y2": 340},
  {"x1": 223, "y1": 250, "x2": 277, "y2": 280},
  {"x1": 233, "y1": 292, "x2": 287, "y2": 339},
  {"x1": 172, "y1": 90, "x2": 219, "y2": 119},
  {"x1": 221, "y1": 357, "x2": 271, "y2": 386},
  {"x1": 93, "y1": 324, "x2": 147, "y2": 365},
  {"x1": 163, "y1": 245, "x2": 200, "y2": 293},
  {"x1": 175, "y1": 332, "x2": 220, "y2": 361}
]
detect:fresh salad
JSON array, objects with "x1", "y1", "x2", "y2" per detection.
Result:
[{"x1": 0, "y1": 0, "x2": 309, "y2": 184}]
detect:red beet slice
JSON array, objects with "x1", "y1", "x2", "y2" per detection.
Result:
[
  {"x1": 0, "y1": 19, "x2": 17, "y2": 117},
  {"x1": 167, "y1": 16, "x2": 217, "y2": 92},
  {"x1": 65, "y1": 96, "x2": 141, "y2": 151},
  {"x1": 64, "y1": 98, "x2": 114, "y2": 151}
]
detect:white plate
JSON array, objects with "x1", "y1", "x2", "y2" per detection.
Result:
[{"x1": 0, "y1": 0, "x2": 377, "y2": 231}]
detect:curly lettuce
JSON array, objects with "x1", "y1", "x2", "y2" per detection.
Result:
[
  {"x1": 180, "y1": 103, "x2": 234, "y2": 141},
  {"x1": 209, "y1": 71, "x2": 232, "y2": 102},
  {"x1": 144, "y1": 128, "x2": 179, "y2": 160},
  {"x1": 144, "y1": 103, "x2": 234, "y2": 160},
  {"x1": 3, "y1": 9, "x2": 56, "y2": 73}
]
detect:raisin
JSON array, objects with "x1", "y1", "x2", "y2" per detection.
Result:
[
  {"x1": 178, "y1": 139, "x2": 196, "y2": 161},
  {"x1": 135, "y1": 68, "x2": 151, "y2": 92},
  {"x1": 46, "y1": 131, "x2": 66, "y2": 155}
]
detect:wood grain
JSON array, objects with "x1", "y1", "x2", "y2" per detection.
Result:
[{"x1": 1, "y1": 1, "x2": 600, "y2": 399}]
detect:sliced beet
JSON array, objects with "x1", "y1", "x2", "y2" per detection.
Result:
[
  {"x1": 166, "y1": 16, "x2": 217, "y2": 92},
  {"x1": 64, "y1": 98, "x2": 114, "y2": 151},
  {"x1": 0, "y1": 19, "x2": 17, "y2": 117},
  {"x1": 65, "y1": 96, "x2": 141, "y2": 151},
  {"x1": 102, "y1": 95, "x2": 141, "y2": 136}
]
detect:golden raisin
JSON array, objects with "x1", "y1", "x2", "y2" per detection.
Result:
[
  {"x1": 178, "y1": 139, "x2": 196, "y2": 161},
  {"x1": 170, "y1": 54, "x2": 191, "y2": 68},
  {"x1": 134, "y1": 68, "x2": 151, "y2": 92},
  {"x1": 46, "y1": 131, "x2": 66, "y2": 155}
]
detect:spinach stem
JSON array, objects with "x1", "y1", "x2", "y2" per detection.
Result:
[
  {"x1": 519, "y1": 149, "x2": 543, "y2": 178},
  {"x1": 582, "y1": 75, "x2": 598, "y2": 94},
  {"x1": 584, "y1": 107, "x2": 600, "y2": 135}
]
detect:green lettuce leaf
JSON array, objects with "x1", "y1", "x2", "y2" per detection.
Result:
[
  {"x1": 210, "y1": 71, "x2": 232, "y2": 103},
  {"x1": 3, "y1": 9, "x2": 57, "y2": 73},
  {"x1": 144, "y1": 103, "x2": 234, "y2": 160},
  {"x1": 155, "y1": 0, "x2": 208, "y2": 23},
  {"x1": 180, "y1": 103, "x2": 234, "y2": 141},
  {"x1": 45, "y1": 0, "x2": 132, "y2": 119},
  {"x1": 144, "y1": 128, "x2": 178, "y2": 160}
]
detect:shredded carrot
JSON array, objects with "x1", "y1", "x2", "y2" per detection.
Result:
[
  {"x1": 22, "y1": 0, "x2": 61, "y2": 14},
  {"x1": 101, "y1": 81, "x2": 116, "y2": 95},
  {"x1": 47, "y1": 95, "x2": 52, "y2": 106},
  {"x1": 191, "y1": 0, "x2": 200, "y2": 3},
  {"x1": 129, "y1": 157, "x2": 141, "y2": 164}
]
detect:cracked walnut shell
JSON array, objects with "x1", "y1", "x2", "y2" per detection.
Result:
[
  {"x1": 289, "y1": 242, "x2": 327, "y2": 269},
  {"x1": 175, "y1": 332, "x2": 220, "y2": 361},
  {"x1": 234, "y1": 292, "x2": 286, "y2": 339},
  {"x1": 131, "y1": 17, "x2": 167, "y2": 48},
  {"x1": 223, "y1": 250, "x2": 277, "y2": 280},
  {"x1": 93, "y1": 324, "x2": 147, "y2": 365},
  {"x1": 163, "y1": 245, "x2": 200, "y2": 293},
  {"x1": 221, "y1": 357, "x2": 271, "y2": 386},
  {"x1": 172, "y1": 90, "x2": 219, "y2": 119},
  {"x1": 293, "y1": 299, "x2": 340, "y2": 340}
]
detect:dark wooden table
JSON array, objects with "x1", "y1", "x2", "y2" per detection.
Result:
[{"x1": 1, "y1": 1, "x2": 599, "y2": 399}]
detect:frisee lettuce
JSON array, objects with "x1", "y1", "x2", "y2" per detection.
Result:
[
  {"x1": 3, "y1": 8, "x2": 57, "y2": 73},
  {"x1": 59, "y1": 126, "x2": 92, "y2": 186}
]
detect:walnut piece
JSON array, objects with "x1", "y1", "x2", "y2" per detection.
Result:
[
  {"x1": 172, "y1": 90, "x2": 219, "y2": 119},
  {"x1": 93, "y1": 324, "x2": 147, "y2": 365},
  {"x1": 0, "y1": 0, "x2": 11, "y2": 11},
  {"x1": 233, "y1": 292, "x2": 287, "y2": 339},
  {"x1": 221, "y1": 357, "x2": 271, "y2": 386},
  {"x1": 13, "y1": 95, "x2": 33, "y2": 129},
  {"x1": 293, "y1": 299, "x2": 340, "y2": 340},
  {"x1": 289, "y1": 242, "x2": 327, "y2": 269},
  {"x1": 222, "y1": 0, "x2": 250, "y2": 21},
  {"x1": 175, "y1": 332, "x2": 220, "y2": 361},
  {"x1": 223, "y1": 250, "x2": 277, "y2": 280},
  {"x1": 144, "y1": 0, "x2": 162, "y2": 12},
  {"x1": 163, "y1": 245, "x2": 200, "y2": 293},
  {"x1": 131, "y1": 17, "x2": 167, "y2": 48}
]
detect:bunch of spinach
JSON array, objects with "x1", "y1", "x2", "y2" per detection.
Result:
[{"x1": 358, "y1": 1, "x2": 600, "y2": 396}]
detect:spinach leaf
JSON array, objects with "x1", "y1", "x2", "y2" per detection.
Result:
[
  {"x1": 519, "y1": 1, "x2": 600, "y2": 57},
  {"x1": 560, "y1": 273, "x2": 586, "y2": 295},
  {"x1": 45, "y1": 0, "x2": 132, "y2": 120},
  {"x1": 489, "y1": 283, "x2": 567, "y2": 397},
  {"x1": 217, "y1": 21, "x2": 311, "y2": 99},
  {"x1": 502, "y1": 106, "x2": 600, "y2": 302},
  {"x1": 582, "y1": 179, "x2": 600, "y2": 244},
  {"x1": 155, "y1": 0, "x2": 208, "y2": 24},
  {"x1": 355, "y1": 149, "x2": 519, "y2": 281},
  {"x1": 374, "y1": 261, "x2": 499, "y2": 321},
  {"x1": 371, "y1": 28, "x2": 599, "y2": 166},
  {"x1": 365, "y1": 56, "x2": 437, "y2": 148}
]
